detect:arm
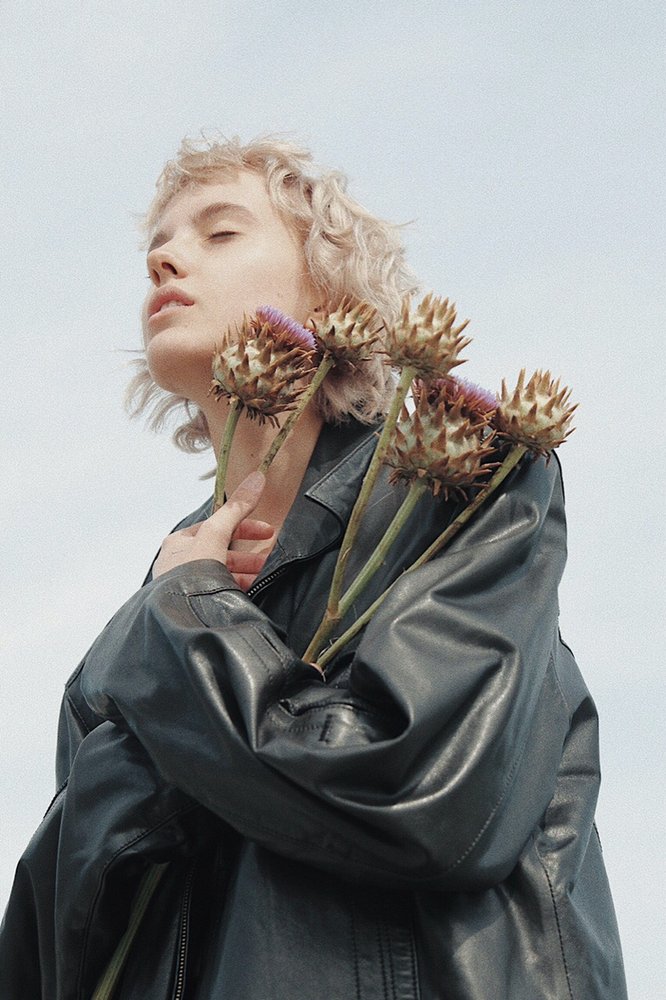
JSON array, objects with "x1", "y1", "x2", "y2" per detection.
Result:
[
  {"x1": 81, "y1": 457, "x2": 572, "y2": 891},
  {"x1": 0, "y1": 721, "x2": 209, "y2": 1000}
]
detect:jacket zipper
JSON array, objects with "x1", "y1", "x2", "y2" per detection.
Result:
[
  {"x1": 247, "y1": 563, "x2": 290, "y2": 599},
  {"x1": 172, "y1": 862, "x2": 197, "y2": 1000},
  {"x1": 248, "y1": 531, "x2": 344, "y2": 600}
]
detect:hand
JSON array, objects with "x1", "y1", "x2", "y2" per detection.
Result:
[{"x1": 152, "y1": 472, "x2": 275, "y2": 590}]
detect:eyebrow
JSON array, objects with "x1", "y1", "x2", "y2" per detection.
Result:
[{"x1": 147, "y1": 201, "x2": 257, "y2": 253}]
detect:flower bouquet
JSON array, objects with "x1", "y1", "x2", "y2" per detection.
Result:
[{"x1": 208, "y1": 295, "x2": 577, "y2": 668}]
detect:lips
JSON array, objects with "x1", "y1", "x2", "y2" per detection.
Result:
[{"x1": 148, "y1": 287, "x2": 195, "y2": 319}]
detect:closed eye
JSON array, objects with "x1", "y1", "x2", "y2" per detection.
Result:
[{"x1": 209, "y1": 230, "x2": 238, "y2": 240}]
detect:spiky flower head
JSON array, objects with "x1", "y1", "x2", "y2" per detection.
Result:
[
  {"x1": 493, "y1": 369, "x2": 577, "y2": 456},
  {"x1": 307, "y1": 297, "x2": 383, "y2": 366},
  {"x1": 384, "y1": 293, "x2": 472, "y2": 378},
  {"x1": 210, "y1": 310, "x2": 316, "y2": 425},
  {"x1": 418, "y1": 375, "x2": 498, "y2": 426},
  {"x1": 383, "y1": 385, "x2": 497, "y2": 498}
]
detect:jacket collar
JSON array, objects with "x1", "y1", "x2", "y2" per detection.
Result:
[
  {"x1": 249, "y1": 419, "x2": 382, "y2": 582},
  {"x1": 151, "y1": 419, "x2": 385, "y2": 591}
]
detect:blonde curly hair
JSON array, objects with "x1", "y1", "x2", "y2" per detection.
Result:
[{"x1": 128, "y1": 134, "x2": 418, "y2": 452}]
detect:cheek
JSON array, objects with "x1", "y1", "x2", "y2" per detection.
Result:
[
  {"x1": 140, "y1": 303, "x2": 151, "y2": 347},
  {"x1": 249, "y1": 251, "x2": 317, "y2": 321}
]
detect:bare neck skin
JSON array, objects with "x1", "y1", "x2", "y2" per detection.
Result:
[{"x1": 203, "y1": 396, "x2": 325, "y2": 545}]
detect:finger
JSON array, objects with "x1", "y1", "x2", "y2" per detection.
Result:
[
  {"x1": 226, "y1": 551, "x2": 269, "y2": 574},
  {"x1": 226, "y1": 471, "x2": 266, "y2": 514},
  {"x1": 232, "y1": 518, "x2": 275, "y2": 542},
  {"x1": 199, "y1": 473, "x2": 265, "y2": 550},
  {"x1": 206, "y1": 472, "x2": 266, "y2": 541},
  {"x1": 233, "y1": 572, "x2": 260, "y2": 592}
]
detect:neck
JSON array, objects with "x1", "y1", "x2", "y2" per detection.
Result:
[{"x1": 204, "y1": 397, "x2": 324, "y2": 530}]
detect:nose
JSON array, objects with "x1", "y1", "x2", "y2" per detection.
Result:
[{"x1": 146, "y1": 244, "x2": 189, "y2": 285}]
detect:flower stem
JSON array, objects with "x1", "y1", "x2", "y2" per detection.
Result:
[
  {"x1": 213, "y1": 397, "x2": 242, "y2": 512},
  {"x1": 322, "y1": 479, "x2": 426, "y2": 652},
  {"x1": 91, "y1": 862, "x2": 169, "y2": 1000},
  {"x1": 259, "y1": 356, "x2": 336, "y2": 474},
  {"x1": 303, "y1": 365, "x2": 415, "y2": 661},
  {"x1": 408, "y1": 444, "x2": 527, "y2": 569},
  {"x1": 315, "y1": 443, "x2": 528, "y2": 670},
  {"x1": 315, "y1": 590, "x2": 385, "y2": 671}
]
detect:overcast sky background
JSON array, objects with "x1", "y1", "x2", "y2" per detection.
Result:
[{"x1": 1, "y1": 2, "x2": 663, "y2": 995}]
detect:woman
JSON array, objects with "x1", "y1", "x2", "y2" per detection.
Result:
[{"x1": 0, "y1": 136, "x2": 627, "y2": 999}]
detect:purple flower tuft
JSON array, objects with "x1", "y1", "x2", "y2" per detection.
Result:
[
  {"x1": 448, "y1": 376, "x2": 498, "y2": 414},
  {"x1": 256, "y1": 305, "x2": 317, "y2": 351},
  {"x1": 420, "y1": 376, "x2": 497, "y2": 420}
]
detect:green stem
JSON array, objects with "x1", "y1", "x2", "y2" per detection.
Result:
[
  {"x1": 316, "y1": 589, "x2": 385, "y2": 671},
  {"x1": 407, "y1": 444, "x2": 527, "y2": 570},
  {"x1": 315, "y1": 444, "x2": 528, "y2": 670},
  {"x1": 213, "y1": 397, "x2": 242, "y2": 512},
  {"x1": 91, "y1": 862, "x2": 169, "y2": 1000},
  {"x1": 259, "y1": 356, "x2": 336, "y2": 474},
  {"x1": 304, "y1": 366, "x2": 415, "y2": 662},
  {"x1": 335, "y1": 479, "x2": 427, "y2": 626}
]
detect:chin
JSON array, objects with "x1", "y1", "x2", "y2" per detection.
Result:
[{"x1": 145, "y1": 339, "x2": 211, "y2": 402}]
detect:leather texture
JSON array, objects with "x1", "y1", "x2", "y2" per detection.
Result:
[{"x1": 0, "y1": 420, "x2": 627, "y2": 999}]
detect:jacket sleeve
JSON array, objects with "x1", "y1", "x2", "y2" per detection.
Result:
[
  {"x1": 0, "y1": 722, "x2": 205, "y2": 1000},
  {"x1": 80, "y1": 456, "x2": 573, "y2": 891}
]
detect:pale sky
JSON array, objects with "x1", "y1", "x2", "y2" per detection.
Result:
[{"x1": 1, "y1": 3, "x2": 664, "y2": 996}]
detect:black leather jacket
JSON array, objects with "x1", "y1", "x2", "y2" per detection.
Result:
[{"x1": 1, "y1": 420, "x2": 627, "y2": 999}]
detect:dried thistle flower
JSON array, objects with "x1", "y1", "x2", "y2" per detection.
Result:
[
  {"x1": 383, "y1": 386, "x2": 497, "y2": 499},
  {"x1": 308, "y1": 292, "x2": 470, "y2": 646},
  {"x1": 307, "y1": 297, "x2": 383, "y2": 365},
  {"x1": 384, "y1": 293, "x2": 472, "y2": 378},
  {"x1": 493, "y1": 369, "x2": 577, "y2": 456},
  {"x1": 210, "y1": 311, "x2": 316, "y2": 426},
  {"x1": 418, "y1": 375, "x2": 498, "y2": 426}
]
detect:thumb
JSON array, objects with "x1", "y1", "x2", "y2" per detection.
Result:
[
  {"x1": 225, "y1": 471, "x2": 266, "y2": 518},
  {"x1": 205, "y1": 471, "x2": 266, "y2": 547}
]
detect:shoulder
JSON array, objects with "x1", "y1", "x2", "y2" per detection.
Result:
[{"x1": 446, "y1": 451, "x2": 566, "y2": 558}]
